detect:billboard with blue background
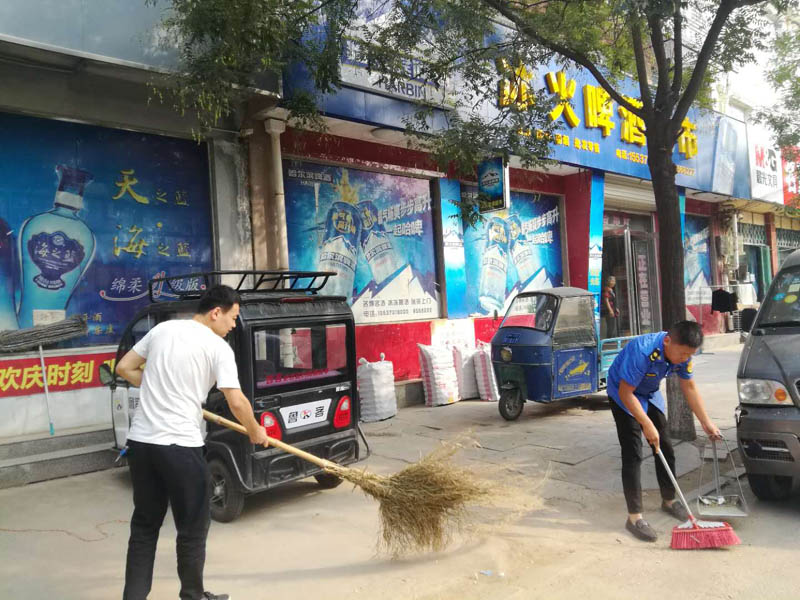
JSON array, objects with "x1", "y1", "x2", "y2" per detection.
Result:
[
  {"x1": 0, "y1": 111, "x2": 213, "y2": 345},
  {"x1": 451, "y1": 185, "x2": 563, "y2": 318},
  {"x1": 283, "y1": 160, "x2": 438, "y2": 324}
]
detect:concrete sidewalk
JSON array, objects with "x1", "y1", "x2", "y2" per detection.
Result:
[{"x1": 0, "y1": 345, "x2": 747, "y2": 600}]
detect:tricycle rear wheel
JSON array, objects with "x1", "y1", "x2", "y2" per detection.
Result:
[
  {"x1": 499, "y1": 387, "x2": 524, "y2": 421},
  {"x1": 314, "y1": 472, "x2": 344, "y2": 488},
  {"x1": 209, "y1": 458, "x2": 245, "y2": 523}
]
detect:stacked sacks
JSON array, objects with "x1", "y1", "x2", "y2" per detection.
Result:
[
  {"x1": 473, "y1": 341, "x2": 500, "y2": 402},
  {"x1": 357, "y1": 354, "x2": 397, "y2": 422},
  {"x1": 452, "y1": 345, "x2": 480, "y2": 400},
  {"x1": 418, "y1": 343, "x2": 460, "y2": 406}
]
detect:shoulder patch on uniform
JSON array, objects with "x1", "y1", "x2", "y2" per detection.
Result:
[
  {"x1": 649, "y1": 349, "x2": 661, "y2": 362},
  {"x1": 687, "y1": 360, "x2": 693, "y2": 374}
]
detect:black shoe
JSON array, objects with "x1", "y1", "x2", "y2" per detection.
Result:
[
  {"x1": 625, "y1": 518, "x2": 657, "y2": 542},
  {"x1": 662, "y1": 500, "x2": 690, "y2": 522},
  {"x1": 203, "y1": 593, "x2": 230, "y2": 600}
]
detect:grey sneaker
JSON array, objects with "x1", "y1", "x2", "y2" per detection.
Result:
[
  {"x1": 662, "y1": 500, "x2": 690, "y2": 522},
  {"x1": 203, "y1": 593, "x2": 230, "y2": 600},
  {"x1": 625, "y1": 518, "x2": 657, "y2": 542}
]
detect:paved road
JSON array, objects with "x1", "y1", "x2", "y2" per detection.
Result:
[{"x1": 1, "y1": 345, "x2": 798, "y2": 599}]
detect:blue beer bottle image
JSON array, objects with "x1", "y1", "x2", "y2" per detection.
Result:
[
  {"x1": 478, "y1": 217, "x2": 510, "y2": 313},
  {"x1": 17, "y1": 165, "x2": 96, "y2": 329},
  {"x1": 0, "y1": 217, "x2": 18, "y2": 331},
  {"x1": 318, "y1": 201, "x2": 362, "y2": 299},
  {"x1": 358, "y1": 200, "x2": 404, "y2": 286},
  {"x1": 507, "y1": 214, "x2": 538, "y2": 285}
]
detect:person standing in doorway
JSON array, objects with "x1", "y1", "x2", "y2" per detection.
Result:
[
  {"x1": 607, "y1": 321, "x2": 721, "y2": 542},
  {"x1": 116, "y1": 285, "x2": 269, "y2": 600},
  {"x1": 600, "y1": 275, "x2": 620, "y2": 338}
]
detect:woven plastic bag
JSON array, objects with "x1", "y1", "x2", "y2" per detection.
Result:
[
  {"x1": 418, "y1": 343, "x2": 460, "y2": 406},
  {"x1": 357, "y1": 353, "x2": 397, "y2": 422}
]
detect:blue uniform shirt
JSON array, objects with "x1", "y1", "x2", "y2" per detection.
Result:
[{"x1": 607, "y1": 331, "x2": 694, "y2": 415}]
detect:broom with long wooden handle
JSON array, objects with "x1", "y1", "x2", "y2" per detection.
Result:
[
  {"x1": 655, "y1": 447, "x2": 740, "y2": 549},
  {"x1": 203, "y1": 409, "x2": 488, "y2": 555}
]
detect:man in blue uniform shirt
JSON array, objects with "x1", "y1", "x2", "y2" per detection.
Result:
[{"x1": 607, "y1": 320, "x2": 721, "y2": 542}]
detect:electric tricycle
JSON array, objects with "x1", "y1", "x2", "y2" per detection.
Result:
[
  {"x1": 99, "y1": 270, "x2": 364, "y2": 522},
  {"x1": 491, "y1": 287, "x2": 632, "y2": 420}
]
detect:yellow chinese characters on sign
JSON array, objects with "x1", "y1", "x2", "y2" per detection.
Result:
[
  {"x1": 618, "y1": 96, "x2": 646, "y2": 146},
  {"x1": 0, "y1": 353, "x2": 113, "y2": 397},
  {"x1": 545, "y1": 71, "x2": 580, "y2": 128},
  {"x1": 583, "y1": 84, "x2": 615, "y2": 137},
  {"x1": 112, "y1": 169, "x2": 149, "y2": 204},
  {"x1": 677, "y1": 117, "x2": 698, "y2": 159},
  {"x1": 497, "y1": 59, "x2": 534, "y2": 109}
]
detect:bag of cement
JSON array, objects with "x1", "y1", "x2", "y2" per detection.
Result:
[
  {"x1": 474, "y1": 341, "x2": 500, "y2": 402},
  {"x1": 357, "y1": 354, "x2": 397, "y2": 422},
  {"x1": 452, "y1": 345, "x2": 480, "y2": 400},
  {"x1": 418, "y1": 343, "x2": 460, "y2": 407}
]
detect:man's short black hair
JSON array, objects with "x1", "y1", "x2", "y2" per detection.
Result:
[
  {"x1": 196, "y1": 284, "x2": 241, "y2": 315},
  {"x1": 668, "y1": 320, "x2": 703, "y2": 348}
]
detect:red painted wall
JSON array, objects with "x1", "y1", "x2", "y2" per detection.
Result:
[
  {"x1": 474, "y1": 317, "x2": 503, "y2": 344},
  {"x1": 563, "y1": 171, "x2": 593, "y2": 288},
  {"x1": 355, "y1": 321, "x2": 432, "y2": 381}
]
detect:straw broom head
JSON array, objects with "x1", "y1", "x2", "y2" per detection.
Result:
[{"x1": 326, "y1": 442, "x2": 490, "y2": 556}]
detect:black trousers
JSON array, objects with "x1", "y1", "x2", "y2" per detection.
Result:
[
  {"x1": 610, "y1": 399, "x2": 676, "y2": 514},
  {"x1": 123, "y1": 440, "x2": 210, "y2": 600}
]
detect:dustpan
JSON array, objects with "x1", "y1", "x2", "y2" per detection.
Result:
[{"x1": 696, "y1": 435, "x2": 749, "y2": 519}]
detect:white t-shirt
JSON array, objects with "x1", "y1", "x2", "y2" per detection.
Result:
[{"x1": 127, "y1": 319, "x2": 240, "y2": 447}]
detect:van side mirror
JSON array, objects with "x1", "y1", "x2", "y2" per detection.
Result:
[{"x1": 99, "y1": 364, "x2": 116, "y2": 389}]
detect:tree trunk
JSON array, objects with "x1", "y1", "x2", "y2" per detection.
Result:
[{"x1": 647, "y1": 136, "x2": 696, "y2": 441}]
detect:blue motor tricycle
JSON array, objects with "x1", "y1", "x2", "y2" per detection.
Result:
[{"x1": 491, "y1": 287, "x2": 633, "y2": 420}]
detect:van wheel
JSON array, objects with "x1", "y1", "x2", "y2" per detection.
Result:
[
  {"x1": 209, "y1": 459, "x2": 245, "y2": 523},
  {"x1": 314, "y1": 472, "x2": 343, "y2": 489},
  {"x1": 499, "y1": 387, "x2": 523, "y2": 421},
  {"x1": 747, "y1": 473, "x2": 793, "y2": 501}
]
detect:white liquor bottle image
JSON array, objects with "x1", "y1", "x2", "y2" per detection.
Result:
[
  {"x1": 0, "y1": 217, "x2": 18, "y2": 331},
  {"x1": 17, "y1": 166, "x2": 96, "y2": 329},
  {"x1": 507, "y1": 214, "x2": 538, "y2": 284},
  {"x1": 478, "y1": 217, "x2": 510, "y2": 313},
  {"x1": 358, "y1": 200, "x2": 404, "y2": 286}
]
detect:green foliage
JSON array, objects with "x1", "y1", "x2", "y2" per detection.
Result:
[{"x1": 760, "y1": 25, "x2": 800, "y2": 150}]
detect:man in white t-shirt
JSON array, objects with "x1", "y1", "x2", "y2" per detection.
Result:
[{"x1": 116, "y1": 285, "x2": 268, "y2": 600}]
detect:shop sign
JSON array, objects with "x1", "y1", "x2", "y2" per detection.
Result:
[
  {"x1": 747, "y1": 123, "x2": 783, "y2": 203},
  {"x1": 283, "y1": 160, "x2": 438, "y2": 324},
  {"x1": 634, "y1": 244, "x2": 653, "y2": 331},
  {"x1": 684, "y1": 215, "x2": 712, "y2": 305},
  {"x1": 456, "y1": 186, "x2": 563, "y2": 318},
  {"x1": 782, "y1": 146, "x2": 800, "y2": 209},
  {"x1": 0, "y1": 351, "x2": 116, "y2": 398},
  {"x1": 0, "y1": 112, "x2": 213, "y2": 345},
  {"x1": 477, "y1": 157, "x2": 509, "y2": 213}
]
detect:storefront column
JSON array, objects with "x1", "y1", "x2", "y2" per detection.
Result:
[
  {"x1": 264, "y1": 118, "x2": 289, "y2": 270},
  {"x1": 764, "y1": 212, "x2": 779, "y2": 276},
  {"x1": 247, "y1": 117, "x2": 270, "y2": 270}
]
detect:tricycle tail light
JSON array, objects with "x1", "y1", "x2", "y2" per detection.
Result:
[
  {"x1": 333, "y1": 395, "x2": 352, "y2": 429},
  {"x1": 260, "y1": 411, "x2": 283, "y2": 440}
]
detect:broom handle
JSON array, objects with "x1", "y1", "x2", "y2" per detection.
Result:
[
  {"x1": 202, "y1": 409, "x2": 334, "y2": 471},
  {"x1": 655, "y1": 447, "x2": 696, "y2": 523}
]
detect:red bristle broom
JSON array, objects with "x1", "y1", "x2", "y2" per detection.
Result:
[{"x1": 656, "y1": 447, "x2": 741, "y2": 550}]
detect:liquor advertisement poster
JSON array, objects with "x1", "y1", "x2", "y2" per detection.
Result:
[
  {"x1": 684, "y1": 214, "x2": 712, "y2": 305},
  {"x1": 461, "y1": 186, "x2": 563, "y2": 316},
  {"x1": 283, "y1": 160, "x2": 438, "y2": 324},
  {"x1": 0, "y1": 112, "x2": 213, "y2": 345}
]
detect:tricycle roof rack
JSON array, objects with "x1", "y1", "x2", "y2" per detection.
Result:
[
  {"x1": 148, "y1": 270, "x2": 337, "y2": 302},
  {"x1": 517, "y1": 286, "x2": 594, "y2": 298}
]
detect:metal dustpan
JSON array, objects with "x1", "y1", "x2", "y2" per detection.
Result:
[{"x1": 696, "y1": 435, "x2": 749, "y2": 519}]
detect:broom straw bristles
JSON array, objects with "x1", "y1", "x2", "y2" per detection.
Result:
[
  {"x1": 670, "y1": 519, "x2": 741, "y2": 550},
  {"x1": 326, "y1": 442, "x2": 490, "y2": 556}
]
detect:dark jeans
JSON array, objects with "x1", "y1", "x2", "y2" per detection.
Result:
[
  {"x1": 123, "y1": 440, "x2": 210, "y2": 600},
  {"x1": 610, "y1": 399, "x2": 676, "y2": 514}
]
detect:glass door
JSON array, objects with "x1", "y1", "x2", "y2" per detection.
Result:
[{"x1": 602, "y1": 228, "x2": 661, "y2": 338}]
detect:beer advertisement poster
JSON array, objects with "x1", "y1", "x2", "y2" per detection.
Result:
[{"x1": 283, "y1": 160, "x2": 438, "y2": 324}]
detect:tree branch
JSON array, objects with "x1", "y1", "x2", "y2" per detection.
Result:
[
  {"x1": 647, "y1": 14, "x2": 671, "y2": 109},
  {"x1": 631, "y1": 22, "x2": 653, "y2": 117},
  {"x1": 482, "y1": 0, "x2": 643, "y2": 117},
  {"x1": 670, "y1": 0, "x2": 683, "y2": 101},
  {"x1": 672, "y1": 0, "x2": 737, "y2": 129}
]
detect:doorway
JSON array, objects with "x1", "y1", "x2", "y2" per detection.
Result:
[{"x1": 601, "y1": 228, "x2": 661, "y2": 338}]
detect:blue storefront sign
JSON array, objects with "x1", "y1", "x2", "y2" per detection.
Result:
[{"x1": 0, "y1": 112, "x2": 213, "y2": 345}]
